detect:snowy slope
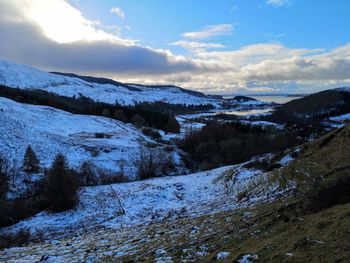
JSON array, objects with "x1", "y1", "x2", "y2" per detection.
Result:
[
  {"x1": 0, "y1": 97, "x2": 145, "y2": 178},
  {"x1": 0, "y1": 59, "x2": 220, "y2": 106},
  {"x1": 1, "y1": 163, "x2": 290, "y2": 240}
]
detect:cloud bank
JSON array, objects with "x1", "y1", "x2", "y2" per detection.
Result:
[
  {"x1": 0, "y1": 0, "x2": 206, "y2": 76},
  {"x1": 0, "y1": 0, "x2": 349, "y2": 94}
]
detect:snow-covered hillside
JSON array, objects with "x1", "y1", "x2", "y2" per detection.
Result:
[
  {"x1": 0, "y1": 60, "x2": 220, "y2": 106},
  {"x1": 1, "y1": 163, "x2": 290, "y2": 240},
  {"x1": 0, "y1": 97, "x2": 147, "y2": 178}
]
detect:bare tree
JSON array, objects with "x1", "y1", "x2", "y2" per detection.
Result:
[{"x1": 136, "y1": 144, "x2": 175, "y2": 180}]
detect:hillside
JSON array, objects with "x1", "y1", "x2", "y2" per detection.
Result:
[
  {"x1": 0, "y1": 60, "x2": 220, "y2": 107},
  {"x1": 269, "y1": 89, "x2": 350, "y2": 125},
  {"x1": 0, "y1": 97, "x2": 153, "y2": 179},
  {"x1": 1, "y1": 124, "x2": 349, "y2": 262},
  {"x1": 51, "y1": 72, "x2": 208, "y2": 98}
]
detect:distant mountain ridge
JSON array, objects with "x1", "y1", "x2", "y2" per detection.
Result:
[
  {"x1": 0, "y1": 59, "x2": 219, "y2": 107},
  {"x1": 51, "y1": 71, "x2": 208, "y2": 98},
  {"x1": 50, "y1": 72, "x2": 142, "y2": 92}
]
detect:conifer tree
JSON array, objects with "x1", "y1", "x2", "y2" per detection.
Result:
[
  {"x1": 22, "y1": 145, "x2": 40, "y2": 173},
  {"x1": 45, "y1": 154, "x2": 78, "y2": 212}
]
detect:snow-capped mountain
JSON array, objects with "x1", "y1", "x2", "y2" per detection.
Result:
[{"x1": 0, "y1": 59, "x2": 220, "y2": 106}]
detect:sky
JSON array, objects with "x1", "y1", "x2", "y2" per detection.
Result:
[{"x1": 0, "y1": 0, "x2": 350, "y2": 94}]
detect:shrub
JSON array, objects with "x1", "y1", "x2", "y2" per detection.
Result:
[
  {"x1": 0, "y1": 156, "x2": 10, "y2": 226},
  {"x1": 22, "y1": 145, "x2": 40, "y2": 173},
  {"x1": 99, "y1": 171, "x2": 127, "y2": 184},
  {"x1": 101, "y1": 108, "x2": 111, "y2": 117},
  {"x1": 137, "y1": 146, "x2": 157, "y2": 180},
  {"x1": 131, "y1": 114, "x2": 145, "y2": 128},
  {"x1": 113, "y1": 109, "x2": 127, "y2": 122},
  {"x1": 78, "y1": 161, "x2": 97, "y2": 186},
  {"x1": 45, "y1": 154, "x2": 79, "y2": 212},
  {"x1": 165, "y1": 116, "x2": 180, "y2": 133},
  {"x1": 136, "y1": 145, "x2": 175, "y2": 180},
  {"x1": 306, "y1": 174, "x2": 350, "y2": 213},
  {"x1": 0, "y1": 158, "x2": 9, "y2": 200},
  {"x1": 0, "y1": 179, "x2": 48, "y2": 228},
  {"x1": 0, "y1": 230, "x2": 30, "y2": 249},
  {"x1": 142, "y1": 127, "x2": 162, "y2": 140},
  {"x1": 95, "y1": 132, "x2": 105, "y2": 138}
]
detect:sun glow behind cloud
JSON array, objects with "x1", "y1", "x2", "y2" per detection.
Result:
[
  {"x1": 22, "y1": 0, "x2": 114, "y2": 43},
  {"x1": 0, "y1": 0, "x2": 349, "y2": 94}
]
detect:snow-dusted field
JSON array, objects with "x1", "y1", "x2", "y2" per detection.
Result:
[
  {"x1": 1, "y1": 159, "x2": 292, "y2": 241},
  {"x1": 0, "y1": 159, "x2": 295, "y2": 262},
  {"x1": 0, "y1": 59, "x2": 220, "y2": 106},
  {"x1": 0, "y1": 97, "x2": 145, "y2": 177}
]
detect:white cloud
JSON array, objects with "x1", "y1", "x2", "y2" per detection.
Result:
[
  {"x1": 239, "y1": 44, "x2": 350, "y2": 82},
  {"x1": 0, "y1": 0, "x2": 349, "y2": 94},
  {"x1": 171, "y1": 41, "x2": 225, "y2": 53},
  {"x1": 267, "y1": 0, "x2": 293, "y2": 7},
  {"x1": 110, "y1": 7, "x2": 125, "y2": 19},
  {"x1": 14, "y1": 0, "x2": 119, "y2": 44},
  {"x1": 182, "y1": 24, "x2": 234, "y2": 39}
]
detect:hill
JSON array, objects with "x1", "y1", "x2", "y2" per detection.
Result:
[
  {"x1": 0, "y1": 60, "x2": 220, "y2": 107},
  {"x1": 0, "y1": 96, "x2": 162, "y2": 179},
  {"x1": 1, "y1": 124, "x2": 349, "y2": 262},
  {"x1": 269, "y1": 89, "x2": 350, "y2": 125}
]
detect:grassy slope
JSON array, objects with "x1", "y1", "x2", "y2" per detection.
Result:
[
  {"x1": 108, "y1": 124, "x2": 350, "y2": 262},
  {"x1": 276, "y1": 123, "x2": 350, "y2": 191}
]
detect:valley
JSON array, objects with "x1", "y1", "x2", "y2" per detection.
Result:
[{"x1": 0, "y1": 60, "x2": 349, "y2": 263}]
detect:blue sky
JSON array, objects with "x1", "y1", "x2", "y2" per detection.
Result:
[
  {"x1": 0, "y1": 0, "x2": 350, "y2": 94},
  {"x1": 73, "y1": 0, "x2": 350, "y2": 50}
]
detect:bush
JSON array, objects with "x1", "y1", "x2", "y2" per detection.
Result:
[
  {"x1": 101, "y1": 108, "x2": 111, "y2": 117},
  {"x1": 99, "y1": 171, "x2": 127, "y2": 184},
  {"x1": 22, "y1": 145, "x2": 40, "y2": 173},
  {"x1": 0, "y1": 230, "x2": 30, "y2": 249},
  {"x1": 0, "y1": 156, "x2": 10, "y2": 226},
  {"x1": 45, "y1": 154, "x2": 79, "y2": 212},
  {"x1": 165, "y1": 116, "x2": 180, "y2": 133},
  {"x1": 136, "y1": 145, "x2": 175, "y2": 180},
  {"x1": 142, "y1": 127, "x2": 162, "y2": 140},
  {"x1": 0, "y1": 158, "x2": 9, "y2": 200},
  {"x1": 78, "y1": 161, "x2": 97, "y2": 186},
  {"x1": 0, "y1": 179, "x2": 47, "y2": 228},
  {"x1": 113, "y1": 109, "x2": 127, "y2": 122},
  {"x1": 95, "y1": 132, "x2": 105, "y2": 138},
  {"x1": 306, "y1": 174, "x2": 350, "y2": 213},
  {"x1": 131, "y1": 114, "x2": 145, "y2": 128}
]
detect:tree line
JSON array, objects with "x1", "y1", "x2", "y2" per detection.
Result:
[{"x1": 180, "y1": 121, "x2": 302, "y2": 170}]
